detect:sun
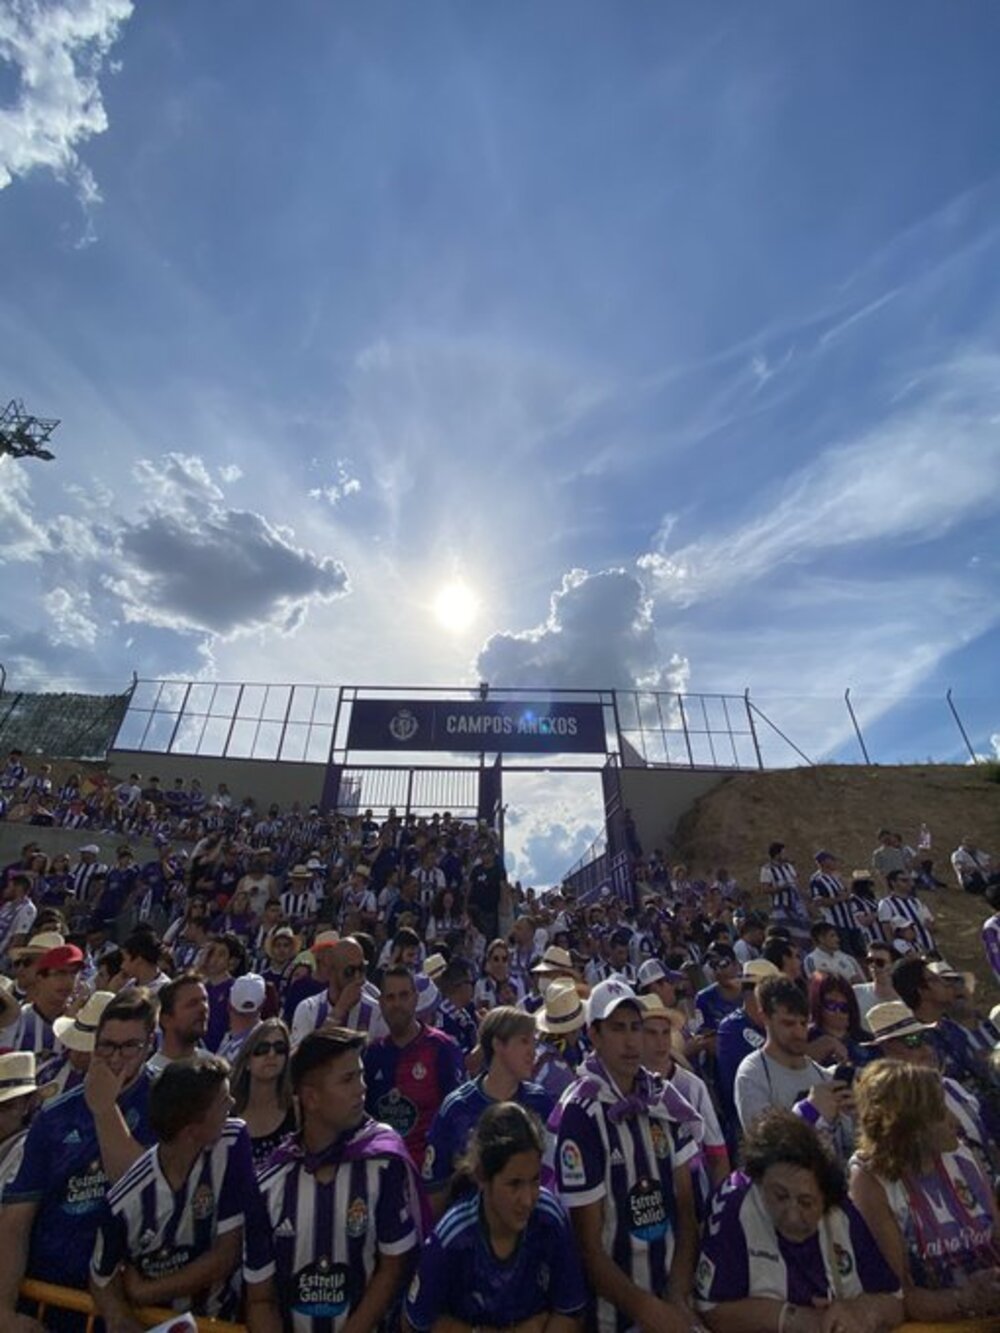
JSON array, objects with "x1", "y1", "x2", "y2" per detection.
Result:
[{"x1": 432, "y1": 581, "x2": 479, "y2": 633}]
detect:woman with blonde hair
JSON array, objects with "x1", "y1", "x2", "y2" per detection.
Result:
[
  {"x1": 850, "y1": 1060, "x2": 1000, "y2": 1322},
  {"x1": 229, "y1": 1016, "x2": 296, "y2": 1170}
]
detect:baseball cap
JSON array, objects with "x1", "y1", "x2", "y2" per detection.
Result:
[
  {"x1": 637, "y1": 959, "x2": 686, "y2": 988},
  {"x1": 230, "y1": 974, "x2": 266, "y2": 1013},
  {"x1": 587, "y1": 978, "x2": 642, "y2": 1024},
  {"x1": 35, "y1": 944, "x2": 84, "y2": 972}
]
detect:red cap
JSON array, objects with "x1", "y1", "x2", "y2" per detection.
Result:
[{"x1": 35, "y1": 944, "x2": 85, "y2": 972}]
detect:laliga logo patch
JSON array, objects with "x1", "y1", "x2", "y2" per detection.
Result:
[
  {"x1": 389, "y1": 710, "x2": 419, "y2": 742},
  {"x1": 560, "y1": 1139, "x2": 586, "y2": 1187}
]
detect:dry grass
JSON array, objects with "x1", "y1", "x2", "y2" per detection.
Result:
[{"x1": 672, "y1": 764, "x2": 1000, "y2": 997}]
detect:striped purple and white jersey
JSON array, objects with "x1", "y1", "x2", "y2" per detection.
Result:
[
  {"x1": 982, "y1": 912, "x2": 1000, "y2": 984},
  {"x1": 290, "y1": 988, "x2": 384, "y2": 1048},
  {"x1": 759, "y1": 860, "x2": 801, "y2": 916},
  {"x1": 70, "y1": 860, "x2": 108, "y2": 905},
  {"x1": 91, "y1": 1119, "x2": 261, "y2": 1320},
  {"x1": 876, "y1": 892, "x2": 936, "y2": 953},
  {"x1": 10, "y1": 1004, "x2": 61, "y2": 1067},
  {"x1": 809, "y1": 871, "x2": 856, "y2": 935},
  {"x1": 252, "y1": 1132, "x2": 419, "y2": 1333},
  {"x1": 551, "y1": 1060, "x2": 695, "y2": 1333}
]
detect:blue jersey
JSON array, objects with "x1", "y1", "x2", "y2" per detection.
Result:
[
  {"x1": 91, "y1": 1119, "x2": 263, "y2": 1319},
  {"x1": 3, "y1": 1072, "x2": 154, "y2": 1287},
  {"x1": 422, "y1": 1076, "x2": 554, "y2": 1194},
  {"x1": 406, "y1": 1188, "x2": 586, "y2": 1330}
]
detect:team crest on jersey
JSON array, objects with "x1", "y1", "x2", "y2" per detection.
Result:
[
  {"x1": 412, "y1": 1061, "x2": 427, "y2": 1081},
  {"x1": 833, "y1": 1242, "x2": 854, "y2": 1278},
  {"x1": 191, "y1": 1183, "x2": 215, "y2": 1221},
  {"x1": 649, "y1": 1122, "x2": 670, "y2": 1160},
  {"x1": 696, "y1": 1254, "x2": 715, "y2": 1293},
  {"x1": 954, "y1": 1179, "x2": 975, "y2": 1212},
  {"x1": 346, "y1": 1197, "x2": 369, "y2": 1238},
  {"x1": 560, "y1": 1139, "x2": 586, "y2": 1187}
]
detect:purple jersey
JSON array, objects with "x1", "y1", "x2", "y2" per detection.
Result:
[
  {"x1": 696, "y1": 1172, "x2": 899, "y2": 1309},
  {"x1": 423, "y1": 1076, "x2": 554, "y2": 1195},
  {"x1": 253, "y1": 1127, "x2": 419, "y2": 1333},
  {"x1": 406, "y1": 1188, "x2": 586, "y2": 1330},
  {"x1": 3, "y1": 1074, "x2": 154, "y2": 1288},
  {"x1": 91, "y1": 1119, "x2": 262, "y2": 1319},
  {"x1": 363, "y1": 1025, "x2": 464, "y2": 1165},
  {"x1": 552, "y1": 1061, "x2": 695, "y2": 1333}
]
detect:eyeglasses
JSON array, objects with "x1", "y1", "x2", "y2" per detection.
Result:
[
  {"x1": 822, "y1": 1000, "x2": 850, "y2": 1014},
  {"x1": 252, "y1": 1041, "x2": 289, "y2": 1056},
  {"x1": 95, "y1": 1038, "x2": 148, "y2": 1057}
]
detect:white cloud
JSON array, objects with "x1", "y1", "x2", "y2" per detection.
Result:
[
  {"x1": 503, "y1": 772, "x2": 603, "y2": 886},
  {"x1": 43, "y1": 585, "x2": 98, "y2": 646},
  {"x1": 641, "y1": 352, "x2": 1000, "y2": 606},
  {"x1": 218, "y1": 463, "x2": 243, "y2": 484},
  {"x1": 478, "y1": 567, "x2": 687, "y2": 692},
  {"x1": 0, "y1": 458, "x2": 51, "y2": 560},
  {"x1": 309, "y1": 460, "x2": 361, "y2": 506},
  {"x1": 0, "y1": 0, "x2": 133, "y2": 203}
]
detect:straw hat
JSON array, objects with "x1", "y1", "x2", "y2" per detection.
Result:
[
  {"x1": 53, "y1": 991, "x2": 116, "y2": 1052},
  {"x1": 0, "y1": 1051, "x2": 37, "y2": 1104},
  {"x1": 288, "y1": 865, "x2": 313, "y2": 880},
  {"x1": 739, "y1": 958, "x2": 781, "y2": 986},
  {"x1": 423, "y1": 953, "x2": 448, "y2": 981},
  {"x1": 0, "y1": 978, "x2": 20, "y2": 1031},
  {"x1": 536, "y1": 978, "x2": 587, "y2": 1035},
  {"x1": 530, "y1": 945, "x2": 577, "y2": 976},
  {"x1": 264, "y1": 927, "x2": 300, "y2": 961},
  {"x1": 9, "y1": 931, "x2": 65, "y2": 962},
  {"x1": 864, "y1": 1001, "x2": 935, "y2": 1045}
]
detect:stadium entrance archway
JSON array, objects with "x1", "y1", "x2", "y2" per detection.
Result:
[{"x1": 109, "y1": 680, "x2": 766, "y2": 890}]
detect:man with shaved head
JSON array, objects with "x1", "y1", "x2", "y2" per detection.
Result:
[{"x1": 290, "y1": 936, "x2": 380, "y2": 1047}]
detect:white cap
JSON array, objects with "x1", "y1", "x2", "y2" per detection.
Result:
[
  {"x1": 587, "y1": 977, "x2": 642, "y2": 1024},
  {"x1": 230, "y1": 973, "x2": 266, "y2": 1014}
]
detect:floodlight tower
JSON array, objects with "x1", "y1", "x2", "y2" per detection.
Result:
[{"x1": 0, "y1": 399, "x2": 59, "y2": 461}]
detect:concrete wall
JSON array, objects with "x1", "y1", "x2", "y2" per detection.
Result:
[
  {"x1": 619, "y1": 768, "x2": 728, "y2": 856},
  {"x1": 0, "y1": 822, "x2": 157, "y2": 869},
  {"x1": 108, "y1": 750, "x2": 327, "y2": 811}
]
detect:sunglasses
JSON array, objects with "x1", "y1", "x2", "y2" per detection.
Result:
[
  {"x1": 252, "y1": 1041, "x2": 289, "y2": 1056},
  {"x1": 867, "y1": 957, "x2": 891, "y2": 968},
  {"x1": 489, "y1": 953, "x2": 509, "y2": 963},
  {"x1": 822, "y1": 1000, "x2": 850, "y2": 1014},
  {"x1": 340, "y1": 964, "x2": 364, "y2": 979},
  {"x1": 899, "y1": 1032, "x2": 929, "y2": 1049}
]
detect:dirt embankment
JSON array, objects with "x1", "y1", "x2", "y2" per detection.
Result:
[{"x1": 672, "y1": 765, "x2": 1000, "y2": 996}]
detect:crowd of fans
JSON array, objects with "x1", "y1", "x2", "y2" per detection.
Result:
[{"x1": 0, "y1": 747, "x2": 998, "y2": 1333}]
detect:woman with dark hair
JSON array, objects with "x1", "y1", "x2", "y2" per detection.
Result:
[
  {"x1": 406, "y1": 1101, "x2": 586, "y2": 1333},
  {"x1": 427, "y1": 885, "x2": 466, "y2": 942},
  {"x1": 806, "y1": 974, "x2": 869, "y2": 1068},
  {"x1": 229, "y1": 1016, "x2": 295, "y2": 1170},
  {"x1": 696, "y1": 1109, "x2": 902, "y2": 1333},
  {"x1": 475, "y1": 937, "x2": 513, "y2": 1011},
  {"x1": 850, "y1": 1061, "x2": 1000, "y2": 1323}
]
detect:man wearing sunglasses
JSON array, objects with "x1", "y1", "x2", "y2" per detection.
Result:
[
  {"x1": 853, "y1": 944, "x2": 898, "y2": 1032},
  {"x1": 290, "y1": 936, "x2": 379, "y2": 1047},
  {"x1": 0, "y1": 991, "x2": 157, "y2": 1332}
]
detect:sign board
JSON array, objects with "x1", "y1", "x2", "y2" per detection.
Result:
[{"x1": 346, "y1": 699, "x2": 607, "y2": 754}]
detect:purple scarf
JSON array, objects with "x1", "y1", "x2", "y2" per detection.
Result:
[{"x1": 271, "y1": 1115, "x2": 431, "y2": 1236}]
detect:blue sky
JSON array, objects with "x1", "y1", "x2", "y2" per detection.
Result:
[{"x1": 2, "y1": 2, "x2": 1000, "y2": 881}]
